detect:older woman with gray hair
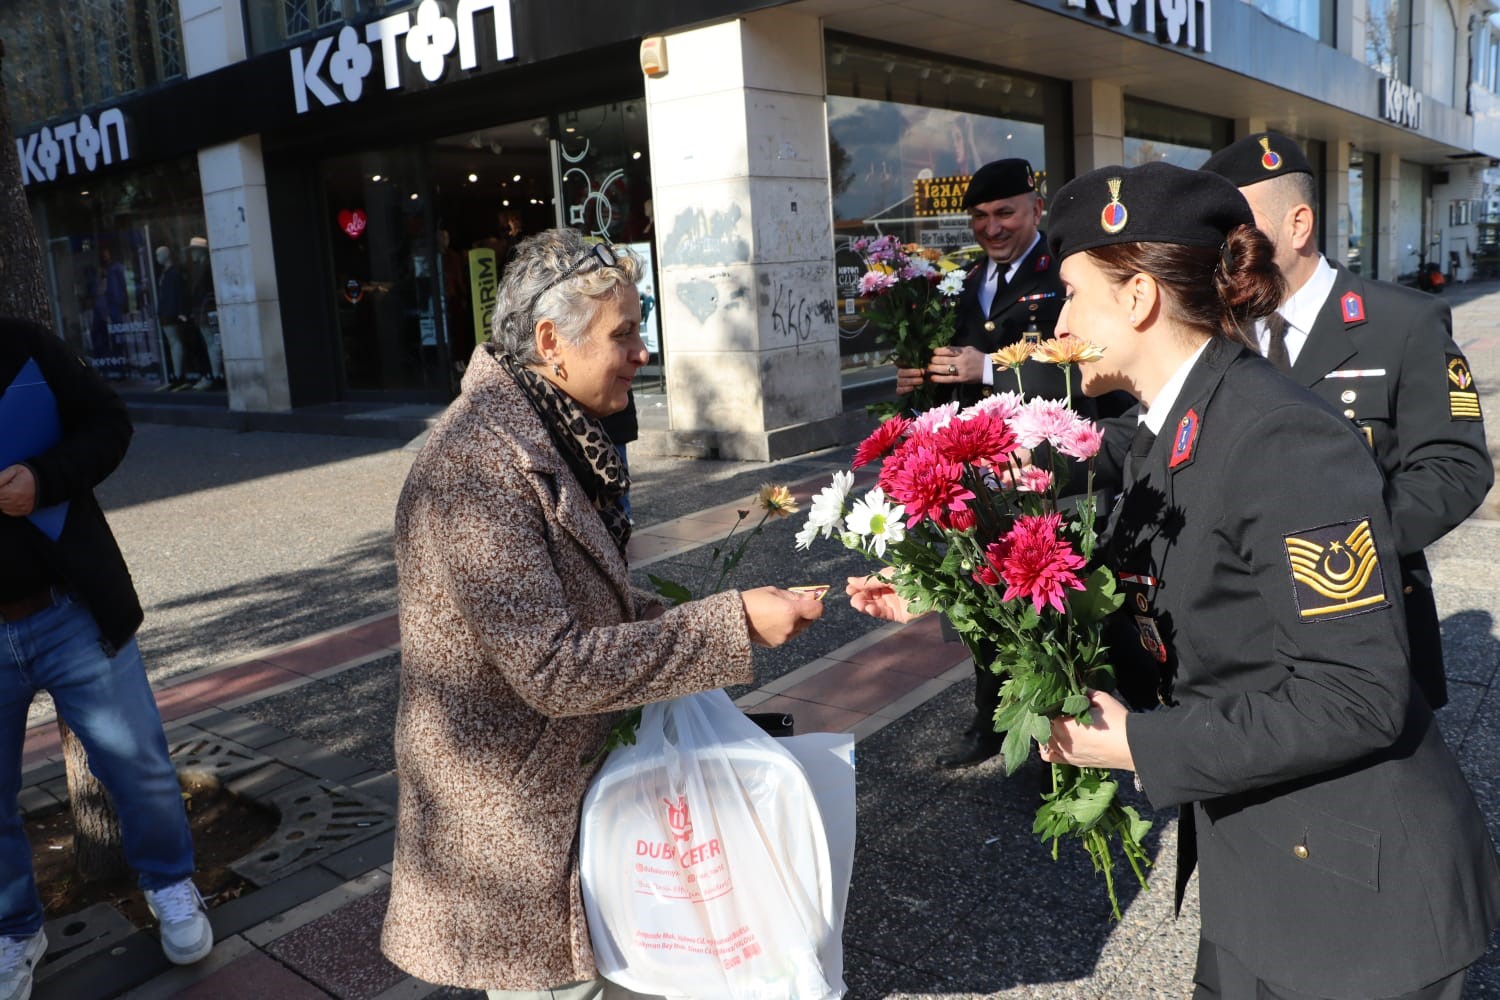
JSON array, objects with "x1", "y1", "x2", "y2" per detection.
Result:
[{"x1": 380, "y1": 229, "x2": 823, "y2": 999}]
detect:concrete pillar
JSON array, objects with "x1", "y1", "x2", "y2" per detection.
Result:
[
  {"x1": 1378, "y1": 153, "x2": 1403, "y2": 280},
  {"x1": 1327, "y1": 140, "x2": 1354, "y2": 268},
  {"x1": 199, "y1": 139, "x2": 290, "y2": 412},
  {"x1": 181, "y1": 0, "x2": 287, "y2": 410},
  {"x1": 180, "y1": 0, "x2": 246, "y2": 75},
  {"x1": 645, "y1": 11, "x2": 844, "y2": 460},
  {"x1": 1343, "y1": 0, "x2": 1365, "y2": 60},
  {"x1": 1072, "y1": 80, "x2": 1124, "y2": 172}
]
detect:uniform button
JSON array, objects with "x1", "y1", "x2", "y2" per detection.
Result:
[
  {"x1": 1293, "y1": 844, "x2": 1309, "y2": 860},
  {"x1": 1340, "y1": 389, "x2": 1357, "y2": 404},
  {"x1": 1343, "y1": 409, "x2": 1356, "y2": 419},
  {"x1": 1029, "y1": 303, "x2": 1039, "y2": 311},
  {"x1": 984, "y1": 321, "x2": 996, "y2": 332},
  {"x1": 1404, "y1": 585, "x2": 1414, "y2": 594}
]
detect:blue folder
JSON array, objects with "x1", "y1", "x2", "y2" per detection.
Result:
[{"x1": 0, "y1": 359, "x2": 69, "y2": 540}]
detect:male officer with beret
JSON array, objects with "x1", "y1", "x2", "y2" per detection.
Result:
[
  {"x1": 895, "y1": 157, "x2": 1070, "y2": 410},
  {"x1": 891, "y1": 158, "x2": 1090, "y2": 769},
  {"x1": 1201, "y1": 132, "x2": 1492, "y2": 710}
]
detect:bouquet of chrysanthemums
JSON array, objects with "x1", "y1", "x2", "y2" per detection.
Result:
[
  {"x1": 797, "y1": 339, "x2": 1151, "y2": 919},
  {"x1": 854, "y1": 235, "x2": 966, "y2": 415}
]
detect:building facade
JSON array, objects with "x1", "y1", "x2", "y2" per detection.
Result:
[{"x1": 10, "y1": 0, "x2": 1500, "y2": 458}]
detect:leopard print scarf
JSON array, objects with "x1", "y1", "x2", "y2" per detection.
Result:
[{"x1": 495, "y1": 349, "x2": 632, "y2": 555}]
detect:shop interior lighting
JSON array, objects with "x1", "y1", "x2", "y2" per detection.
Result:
[
  {"x1": 371, "y1": 174, "x2": 382, "y2": 182},
  {"x1": 531, "y1": 121, "x2": 547, "y2": 137},
  {"x1": 942, "y1": 70, "x2": 953, "y2": 84},
  {"x1": 999, "y1": 77, "x2": 1013, "y2": 94},
  {"x1": 512, "y1": 173, "x2": 522, "y2": 182},
  {"x1": 919, "y1": 67, "x2": 931, "y2": 79},
  {"x1": 882, "y1": 60, "x2": 895, "y2": 73},
  {"x1": 831, "y1": 48, "x2": 845, "y2": 65},
  {"x1": 409, "y1": 193, "x2": 419, "y2": 201},
  {"x1": 975, "y1": 76, "x2": 987, "y2": 89},
  {"x1": 1023, "y1": 82, "x2": 1036, "y2": 98},
  {"x1": 502, "y1": 199, "x2": 510, "y2": 206},
  {"x1": 468, "y1": 173, "x2": 478, "y2": 182}
]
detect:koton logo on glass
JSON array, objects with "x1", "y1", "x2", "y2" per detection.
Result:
[{"x1": 291, "y1": 0, "x2": 515, "y2": 115}]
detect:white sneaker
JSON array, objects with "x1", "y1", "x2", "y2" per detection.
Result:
[
  {"x1": 143, "y1": 880, "x2": 214, "y2": 965},
  {"x1": 0, "y1": 929, "x2": 45, "y2": 1000}
]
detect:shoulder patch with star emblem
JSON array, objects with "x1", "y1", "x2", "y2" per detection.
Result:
[
  {"x1": 1283, "y1": 519, "x2": 1389, "y2": 621},
  {"x1": 1447, "y1": 354, "x2": 1482, "y2": 421}
]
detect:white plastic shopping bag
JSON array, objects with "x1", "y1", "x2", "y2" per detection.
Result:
[{"x1": 579, "y1": 690, "x2": 851, "y2": 999}]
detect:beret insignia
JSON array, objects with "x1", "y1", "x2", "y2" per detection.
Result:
[
  {"x1": 1447, "y1": 354, "x2": 1482, "y2": 420},
  {"x1": 1283, "y1": 519, "x2": 1389, "y2": 620},
  {"x1": 1259, "y1": 136, "x2": 1283, "y2": 172},
  {"x1": 1100, "y1": 177, "x2": 1128, "y2": 235}
]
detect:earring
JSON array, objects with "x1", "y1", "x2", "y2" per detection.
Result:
[
  {"x1": 1128, "y1": 313, "x2": 1137, "y2": 325},
  {"x1": 551, "y1": 361, "x2": 561, "y2": 375}
]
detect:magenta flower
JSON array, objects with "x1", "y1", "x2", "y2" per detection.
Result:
[
  {"x1": 932, "y1": 410, "x2": 1018, "y2": 469},
  {"x1": 981, "y1": 512, "x2": 1087, "y2": 613},
  {"x1": 852, "y1": 415, "x2": 911, "y2": 469},
  {"x1": 879, "y1": 438, "x2": 976, "y2": 528},
  {"x1": 1018, "y1": 467, "x2": 1054, "y2": 493}
]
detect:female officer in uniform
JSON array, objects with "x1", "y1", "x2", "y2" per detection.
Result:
[{"x1": 1037, "y1": 162, "x2": 1500, "y2": 999}]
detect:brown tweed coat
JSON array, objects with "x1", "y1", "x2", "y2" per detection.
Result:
[{"x1": 381, "y1": 349, "x2": 754, "y2": 990}]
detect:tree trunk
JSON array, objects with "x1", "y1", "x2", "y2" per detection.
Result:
[
  {"x1": 59, "y1": 720, "x2": 127, "y2": 880},
  {"x1": 0, "y1": 39, "x2": 129, "y2": 880}
]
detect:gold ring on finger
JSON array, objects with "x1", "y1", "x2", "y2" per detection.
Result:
[{"x1": 948, "y1": 364, "x2": 958, "y2": 375}]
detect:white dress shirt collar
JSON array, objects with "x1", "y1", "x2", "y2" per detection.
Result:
[{"x1": 1142, "y1": 340, "x2": 1211, "y2": 435}]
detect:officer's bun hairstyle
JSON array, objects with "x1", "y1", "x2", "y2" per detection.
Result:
[{"x1": 1085, "y1": 224, "x2": 1284, "y2": 351}]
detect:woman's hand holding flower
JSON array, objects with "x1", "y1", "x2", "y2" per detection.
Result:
[{"x1": 1038, "y1": 690, "x2": 1136, "y2": 771}]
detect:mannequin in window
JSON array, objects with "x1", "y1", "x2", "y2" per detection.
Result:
[{"x1": 154, "y1": 246, "x2": 189, "y2": 390}]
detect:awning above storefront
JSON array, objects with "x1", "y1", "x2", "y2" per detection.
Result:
[{"x1": 787, "y1": 0, "x2": 1491, "y2": 164}]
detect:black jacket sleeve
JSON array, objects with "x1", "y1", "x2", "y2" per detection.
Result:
[{"x1": 10, "y1": 319, "x2": 133, "y2": 508}]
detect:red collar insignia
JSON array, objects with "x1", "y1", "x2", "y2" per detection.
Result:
[
  {"x1": 1169, "y1": 408, "x2": 1199, "y2": 469},
  {"x1": 1341, "y1": 291, "x2": 1366, "y2": 324},
  {"x1": 1035, "y1": 255, "x2": 1050, "y2": 271}
]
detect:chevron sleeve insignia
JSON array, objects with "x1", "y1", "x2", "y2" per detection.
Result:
[
  {"x1": 1447, "y1": 354, "x2": 1482, "y2": 421},
  {"x1": 1283, "y1": 518, "x2": 1389, "y2": 621}
]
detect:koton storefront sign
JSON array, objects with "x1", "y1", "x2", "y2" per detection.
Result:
[
  {"x1": 1380, "y1": 76, "x2": 1422, "y2": 130},
  {"x1": 291, "y1": 0, "x2": 515, "y2": 115},
  {"x1": 16, "y1": 108, "x2": 131, "y2": 187},
  {"x1": 1065, "y1": 0, "x2": 1212, "y2": 53}
]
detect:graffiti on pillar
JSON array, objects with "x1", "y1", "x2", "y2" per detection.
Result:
[
  {"x1": 676, "y1": 273, "x2": 748, "y2": 324},
  {"x1": 663, "y1": 205, "x2": 750, "y2": 266}
]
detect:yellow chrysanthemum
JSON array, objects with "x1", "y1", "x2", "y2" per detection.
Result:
[
  {"x1": 990, "y1": 342, "x2": 1038, "y2": 371},
  {"x1": 1032, "y1": 338, "x2": 1106, "y2": 365},
  {"x1": 756, "y1": 483, "x2": 799, "y2": 518}
]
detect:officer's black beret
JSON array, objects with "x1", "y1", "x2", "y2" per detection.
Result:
[
  {"x1": 1046, "y1": 162, "x2": 1254, "y2": 262},
  {"x1": 963, "y1": 158, "x2": 1038, "y2": 208},
  {"x1": 1200, "y1": 131, "x2": 1314, "y2": 188}
]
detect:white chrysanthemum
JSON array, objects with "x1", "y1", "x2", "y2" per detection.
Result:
[
  {"x1": 795, "y1": 469, "x2": 855, "y2": 549},
  {"x1": 845, "y1": 488, "x2": 907, "y2": 558},
  {"x1": 794, "y1": 519, "x2": 821, "y2": 551},
  {"x1": 938, "y1": 270, "x2": 966, "y2": 297}
]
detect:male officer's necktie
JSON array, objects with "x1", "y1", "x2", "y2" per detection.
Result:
[{"x1": 1264, "y1": 312, "x2": 1292, "y2": 373}]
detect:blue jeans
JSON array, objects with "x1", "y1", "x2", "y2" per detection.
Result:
[{"x1": 0, "y1": 594, "x2": 194, "y2": 936}]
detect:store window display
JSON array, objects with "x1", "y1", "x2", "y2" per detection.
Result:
[{"x1": 29, "y1": 157, "x2": 223, "y2": 394}]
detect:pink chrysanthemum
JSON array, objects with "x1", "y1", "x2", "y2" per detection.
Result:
[
  {"x1": 879, "y1": 440, "x2": 976, "y2": 528},
  {"x1": 852, "y1": 415, "x2": 912, "y2": 469},
  {"x1": 980, "y1": 512, "x2": 1087, "y2": 613},
  {"x1": 1055, "y1": 416, "x2": 1106, "y2": 460},
  {"x1": 959, "y1": 392, "x2": 1023, "y2": 423},
  {"x1": 859, "y1": 271, "x2": 898, "y2": 296},
  {"x1": 1007, "y1": 398, "x2": 1076, "y2": 450},
  {"x1": 910, "y1": 401, "x2": 961, "y2": 436},
  {"x1": 931, "y1": 411, "x2": 1018, "y2": 469},
  {"x1": 1017, "y1": 467, "x2": 1054, "y2": 493}
]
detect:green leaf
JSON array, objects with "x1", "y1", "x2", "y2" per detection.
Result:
[
  {"x1": 1000, "y1": 725, "x2": 1031, "y2": 776},
  {"x1": 1069, "y1": 566, "x2": 1125, "y2": 623},
  {"x1": 647, "y1": 575, "x2": 694, "y2": 606},
  {"x1": 1061, "y1": 692, "x2": 1092, "y2": 716}
]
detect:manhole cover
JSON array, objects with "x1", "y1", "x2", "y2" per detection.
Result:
[{"x1": 231, "y1": 779, "x2": 394, "y2": 884}]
